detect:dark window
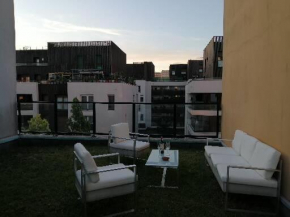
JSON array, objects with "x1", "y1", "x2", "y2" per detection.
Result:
[
  {"x1": 108, "y1": 95, "x2": 115, "y2": 110},
  {"x1": 81, "y1": 95, "x2": 94, "y2": 110},
  {"x1": 77, "y1": 55, "x2": 84, "y2": 69},
  {"x1": 84, "y1": 116, "x2": 94, "y2": 131},
  {"x1": 33, "y1": 57, "x2": 40, "y2": 63},
  {"x1": 57, "y1": 95, "x2": 68, "y2": 110},
  {"x1": 17, "y1": 94, "x2": 33, "y2": 110},
  {"x1": 34, "y1": 74, "x2": 41, "y2": 82},
  {"x1": 96, "y1": 55, "x2": 102, "y2": 70},
  {"x1": 138, "y1": 86, "x2": 141, "y2": 92},
  {"x1": 140, "y1": 114, "x2": 144, "y2": 121},
  {"x1": 140, "y1": 96, "x2": 144, "y2": 102}
]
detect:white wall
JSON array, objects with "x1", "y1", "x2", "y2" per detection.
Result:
[
  {"x1": 68, "y1": 82, "x2": 138, "y2": 134},
  {"x1": 0, "y1": 0, "x2": 17, "y2": 139},
  {"x1": 16, "y1": 82, "x2": 39, "y2": 116}
]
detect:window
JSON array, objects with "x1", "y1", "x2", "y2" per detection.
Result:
[
  {"x1": 81, "y1": 95, "x2": 94, "y2": 110},
  {"x1": 17, "y1": 94, "x2": 33, "y2": 110},
  {"x1": 172, "y1": 71, "x2": 175, "y2": 75},
  {"x1": 77, "y1": 55, "x2": 84, "y2": 69},
  {"x1": 33, "y1": 57, "x2": 40, "y2": 63},
  {"x1": 108, "y1": 95, "x2": 115, "y2": 110},
  {"x1": 34, "y1": 74, "x2": 41, "y2": 82},
  {"x1": 57, "y1": 95, "x2": 68, "y2": 110},
  {"x1": 138, "y1": 86, "x2": 141, "y2": 92},
  {"x1": 140, "y1": 96, "x2": 144, "y2": 102},
  {"x1": 140, "y1": 114, "x2": 144, "y2": 121},
  {"x1": 95, "y1": 55, "x2": 102, "y2": 70}
]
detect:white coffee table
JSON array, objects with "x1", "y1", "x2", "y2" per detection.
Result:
[{"x1": 145, "y1": 149, "x2": 179, "y2": 188}]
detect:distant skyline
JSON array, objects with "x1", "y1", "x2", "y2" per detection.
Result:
[{"x1": 14, "y1": 0, "x2": 224, "y2": 72}]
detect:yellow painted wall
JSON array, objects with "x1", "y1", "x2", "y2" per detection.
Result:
[{"x1": 222, "y1": 0, "x2": 290, "y2": 200}]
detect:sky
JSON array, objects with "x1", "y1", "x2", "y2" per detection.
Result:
[{"x1": 14, "y1": 0, "x2": 224, "y2": 72}]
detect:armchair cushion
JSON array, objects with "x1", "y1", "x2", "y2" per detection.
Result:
[
  {"x1": 211, "y1": 154, "x2": 250, "y2": 168},
  {"x1": 74, "y1": 143, "x2": 99, "y2": 183},
  {"x1": 204, "y1": 146, "x2": 238, "y2": 158},
  {"x1": 249, "y1": 141, "x2": 281, "y2": 179},
  {"x1": 76, "y1": 163, "x2": 135, "y2": 192},
  {"x1": 111, "y1": 123, "x2": 130, "y2": 144},
  {"x1": 217, "y1": 164, "x2": 278, "y2": 188},
  {"x1": 240, "y1": 135, "x2": 258, "y2": 162},
  {"x1": 110, "y1": 140, "x2": 149, "y2": 151},
  {"x1": 232, "y1": 130, "x2": 247, "y2": 155}
]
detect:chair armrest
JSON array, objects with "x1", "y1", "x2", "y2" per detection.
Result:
[
  {"x1": 92, "y1": 153, "x2": 120, "y2": 163},
  {"x1": 206, "y1": 138, "x2": 233, "y2": 146},
  {"x1": 129, "y1": 132, "x2": 149, "y2": 137},
  {"x1": 227, "y1": 165, "x2": 281, "y2": 173},
  {"x1": 111, "y1": 136, "x2": 135, "y2": 141},
  {"x1": 86, "y1": 164, "x2": 137, "y2": 175}
]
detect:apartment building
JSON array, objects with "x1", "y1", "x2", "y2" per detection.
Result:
[
  {"x1": 126, "y1": 62, "x2": 155, "y2": 81},
  {"x1": 187, "y1": 60, "x2": 203, "y2": 79},
  {"x1": 184, "y1": 79, "x2": 222, "y2": 137},
  {"x1": 203, "y1": 36, "x2": 223, "y2": 78},
  {"x1": 16, "y1": 41, "x2": 126, "y2": 82},
  {"x1": 169, "y1": 64, "x2": 187, "y2": 81}
]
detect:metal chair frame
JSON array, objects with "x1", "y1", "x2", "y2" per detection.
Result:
[{"x1": 74, "y1": 151, "x2": 137, "y2": 217}]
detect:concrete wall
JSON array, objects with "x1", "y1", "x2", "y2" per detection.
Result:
[
  {"x1": 0, "y1": 0, "x2": 17, "y2": 139},
  {"x1": 223, "y1": 0, "x2": 290, "y2": 201},
  {"x1": 68, "y1": 82, "x2": 138, "y2": 134},
  {"x1": 16, "y1": 82, "x2": 39, "y2": 116}
]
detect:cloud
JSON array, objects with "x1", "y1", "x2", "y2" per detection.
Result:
[{"x1": 41, "y1": 19, "x2": 120, "y2": 36}]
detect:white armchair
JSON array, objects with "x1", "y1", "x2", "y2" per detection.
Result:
[
  {"x1": 73, "y1": 143, "x2": 137, "y2": 217},
  {"x1": 108, "y1": 123, "x2": 150, "y2": 162}
]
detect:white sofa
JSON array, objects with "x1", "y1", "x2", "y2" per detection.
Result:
[{"x1": 205, "y1": 130, "x2": 282, "y2": 214}]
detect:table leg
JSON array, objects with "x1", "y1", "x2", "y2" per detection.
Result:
[{"x1": 161, "y1": 167, "x2": 167, "y2": 187}]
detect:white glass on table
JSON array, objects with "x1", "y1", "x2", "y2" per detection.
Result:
[{"x1": 165, "y1": 141, "x2": 170, "y2": 156}]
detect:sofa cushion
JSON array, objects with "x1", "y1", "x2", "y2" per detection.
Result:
[
  {"x1": 110, "y1": 140, "x2": 149, "y2": 151},
  {"x1": 211, "y1": 154, "x2": 250, "y2": 168},
  {"x1": 232, "y1": 130, "x2": 247, "y2": 155},
  {"x1": 111, "y1": 123, "x2": 130, "y2": 143},
  {"x1": 74, "y1": 143, "x2": 99, "y2": 183},
  {"x1": 217, "y1": 164, "x2": 278, "y2": 188},
  {"x1": 76, "y1": 163, "x2": 135, "y2": 192},
  {"x1": 204, "y1": 146, "x2": 238, "y2": 158},
  {"x1": 240, "y1": 135, "x2": 258, "y2": 162},
  {"x1": 249, "y1": 141, "x2": 281, "y2": 179}
]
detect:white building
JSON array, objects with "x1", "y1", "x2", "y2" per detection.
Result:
[
  {"x1": 68, "y1": 82, "x2": 138, "y2": 134},
  {"x1": 16, "y1": 82, "x2": 39, "y2": 128},
  {"x1": 185, "y1": 79, "x2": 222, "y2": 137}
]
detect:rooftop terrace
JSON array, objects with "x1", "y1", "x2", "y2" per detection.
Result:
[{"x1": 1, "y1": 137, "x2": 286, "y2": 217}]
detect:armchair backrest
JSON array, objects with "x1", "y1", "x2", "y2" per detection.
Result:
[
  {"x1": 74, "y1": 143, "x2": 99, "y2": 183},
  {"x1": 111, "y1": 123, "x2": 130, "y2": 144}
]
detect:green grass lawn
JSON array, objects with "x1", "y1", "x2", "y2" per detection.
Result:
[{"x1": 0, "y1": 140, "x2": 277, "y2": 217}]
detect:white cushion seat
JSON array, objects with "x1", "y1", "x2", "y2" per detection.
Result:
[
  {"x1": 205, "y1": 146, "x2": 238, "y2": 158},
  {"x1": 110, "y1": 140, "x2": 149, "y2": 151},
  {"x1": 217, "y1": 164, "x2": 278, "y2": 188},
  {"x1": 211, "y1": 154, "x2": 250, "y2": 168},
  {"x1": 76, "y1": 163, "x2": 135, "y2": 192}
]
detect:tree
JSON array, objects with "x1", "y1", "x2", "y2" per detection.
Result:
[
  {"x1": 67, "y1": 97, "x2": 91, "y2": 133},
  {"x1": 28, "y1": 114, "x2": 51, "y2": 132}
]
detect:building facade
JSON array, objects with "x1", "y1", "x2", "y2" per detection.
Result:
[
  {"x1": 16, "y1": 41, "x2": 126, "y2": 82},
  {"x1": 203, "y1": 36, "x2": 223, "y2": 78},
  {"x1": 187, "y1": 60, "x2": 203, "y2": 79},
  {"x1": 184, "y1": 79, "x2": 222, "y2": 137},
  {"x1": 169, "y1": 64, "x2": 187, "y2": 81},
  {"x1": 126, "y1": 62, "x2": 155, "y2": 81},
  {"x1": 0, "y1": 0, "x2": 17, "y2": 139},
  {"x1": 223, "y1": 0, "x2": 290, "y2": 204}
]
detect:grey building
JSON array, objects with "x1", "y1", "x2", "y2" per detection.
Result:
[
  {"x1": 169, "y1": 64, "x2": 187, "y2": 81},
  {"x1": 126, "y1": 62, "x2": 155, "y2": 81},
  {"x1": 187, "y1": 60, "x2": 203, "y2": 79}
]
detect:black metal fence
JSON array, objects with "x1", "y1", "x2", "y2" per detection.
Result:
[{"x1": 17, "y1": 101, "x2": 221, "y2": 138}]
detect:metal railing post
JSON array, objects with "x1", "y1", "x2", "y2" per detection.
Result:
[
  {"x1": 17, "y1": 101, "x2": 22, "y2": 134},
  {"x1": 93, "y1": 103, "x2": 96, "y2": 135},
  {"x1": 54, "y1": 101, "x2": 58, "y2": 135},
  {"x1": 173, "y1": 103, "x2": 177, "y2": 137},
  {"x1": 216, "y1": 101, "x2": 219, "y2": 138},
  {"x1": 132, "y1": 103, "x2": 136, "y2": 133}
]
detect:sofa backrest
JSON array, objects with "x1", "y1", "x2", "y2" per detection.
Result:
[
  {"x1": 232, "y1": 130, "x2": 247, "y2": 155},
  {"x1": 74, "y1": 143, "x2": 99, "y2": 183},
  {"x1": 111, "y1": 123, "x2": 130, "y2": 144},
  {"x1": 249, "y1": 141, "x2": 281, "y2": 179},
  {"x1": 240, "y1": 135, "x2": 258, "y2": 162}
]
